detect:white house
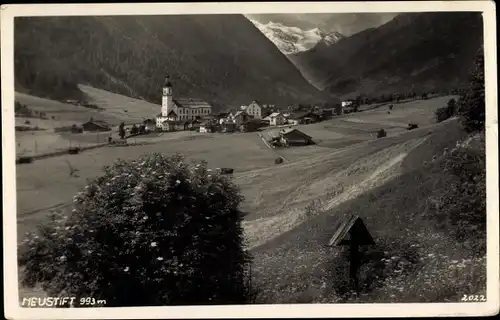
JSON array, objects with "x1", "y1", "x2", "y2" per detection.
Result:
[
  {"x1": 341, "y1": 100, "x2": 354, "y2": 108},
  {"x1": 241, "y1": 100, "x2": 262, "y2": 119},
  {"x1": 264, "y1": 112, "x2": 286, "y2": 126},
  {"x1": 156, "y1": 75, "x2": 213, "y2": 129}
]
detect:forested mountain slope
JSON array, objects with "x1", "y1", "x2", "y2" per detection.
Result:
[
  {"x1": 15, "y1": 15, "x2": 333, "y2": 110},
  {"x1": 288, "y1": 12, "x2": 483, "y2": 97}
]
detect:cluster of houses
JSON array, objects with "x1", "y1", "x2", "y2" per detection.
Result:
[
  {"x1": 144, "y1": 75, "x2": 344, "y2": 134},
  {"x1": 76, "y1": 76, "x2": 358, "y2": 136}
]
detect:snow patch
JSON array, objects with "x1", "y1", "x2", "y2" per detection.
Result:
[{"x1": 249, "y1": 19, "x2": 344, "y2": 55}]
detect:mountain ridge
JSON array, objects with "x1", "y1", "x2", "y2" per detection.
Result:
[{"x1": 288, "y1": 12, "x2": 483, "y2": 97}]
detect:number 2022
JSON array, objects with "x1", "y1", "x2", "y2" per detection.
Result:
[{"x1": 461, "y1": 295, "x2": 486, "y2": 302}]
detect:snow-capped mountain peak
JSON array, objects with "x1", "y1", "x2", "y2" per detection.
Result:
[
  {"x1": 249, "y1": 19, "x2": 344, "y2": 55},
  {"x1": 322, "y1": 31, "x2": 345, "y2": 46}
]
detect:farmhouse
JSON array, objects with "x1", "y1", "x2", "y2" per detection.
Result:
[
  {"x1": 220, "y1": 121, "x2": 237, "y2": 133},
  {"x1": 341, "y1": 100, "x2": 358, "y2": 113},
  {"x1": 341, "y1": 100, "x2": 354, "y2": 108},
  {"x1": 279, "y1": 128, "x2": 313, "y2": 146},
  {"x1": 229, "y1": 110, "x2": 252, "y2": 127},
  {"x1": 264, "y1": 112, "x2": 286, "y2": 126},
  {"x1": 160, "y1": 120, "x2": 189, "y2": 132},
  {"x1": 286, "y1": 111, "x2": 320, "y2": 125},
  {"x1": 199, "y1": 121, "x2": 218, "y2": 133},
  {"x1": 241, "y1": 100, "x2": 262, "y2": 119},
  {"x1": 81, "y1": 120, "x2": 111, "y2": 132},
  {"x1": 156, "y1": 75, "x2": 213, "y2": 130}
]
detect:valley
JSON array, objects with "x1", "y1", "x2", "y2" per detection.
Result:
[
  {"x1": 16, "y1": 90, "x2": 482, "y2": 303},
  {"x1": 11, "y1": 10, "x2": 488, "y2": 308}
]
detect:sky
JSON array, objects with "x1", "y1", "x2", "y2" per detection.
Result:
[{"x1": 245, "y1": 13, "x2": 399, "y2": 36}]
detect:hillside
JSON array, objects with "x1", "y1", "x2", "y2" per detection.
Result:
[
  {"x1": 288, "y1": 12, "x2": 483, "y2": 96},
  {"x1": 14, "y1": 15, "x2": 334, "y2": 111},
  {"x1": 251, "y1": 119, "x2": 486, "y2": 303}
]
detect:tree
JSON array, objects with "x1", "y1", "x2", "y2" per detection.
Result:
[
  {"x1": 435, "y1": 98, "x2": 458, "y2": 123},
  {"x1": 458, "y1": 46, "x2": 485, "y2": 132},
  {"x1": 19, "y1": 154, "x2": 252, "y2": 307},
  {"x1": 119, "y1": 122, "x2": 126, "y2": 139},
  {"x1": 139, "y1": 124, "x2": 146, "y2": 134},
  {"x1": 130, "y1": 124, "x2": 138, "y2": 135}
]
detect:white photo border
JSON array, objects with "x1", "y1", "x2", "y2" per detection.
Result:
[{"x1": 2, "y1": 1, "x2": 498, "y2": 319}]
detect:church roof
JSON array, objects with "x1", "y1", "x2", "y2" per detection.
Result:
[{"x1": 174, "y1": 98, "x2": 212, "y2": 109}]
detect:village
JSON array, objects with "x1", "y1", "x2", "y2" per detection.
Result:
[{"x1": 40, "y1": 75, "x2": 361, "y2": 150}]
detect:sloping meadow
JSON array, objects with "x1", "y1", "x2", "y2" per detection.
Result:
[{"x1": 250, "y1": 119, "x2": 486, "y2": 303}]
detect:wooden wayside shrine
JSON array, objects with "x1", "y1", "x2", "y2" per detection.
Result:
[{"x1": 327, "y1": 214, "x2": 375, "y2": 294}]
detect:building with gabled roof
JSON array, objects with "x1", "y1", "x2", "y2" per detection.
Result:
[
  {"x1": 241, "y1": 100, "x2": 262, "y2": 119},
  {"x1": 263, "y1": 112, "x2": 286, "y2": 126},
  {"x1": 156, "y1": 75, "x2": 213, "y2": 130},
  {"x1": 81, "y1": 119, "x2": 111, "y2": 132},
  {"x1": 279, "y1": 128, "x2": 313, "y2": 146}
]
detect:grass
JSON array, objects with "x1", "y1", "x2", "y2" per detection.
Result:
[
  {"x1": 16, "y1": 95, "x2": 455, "y2": 240},
  {"x1": 16, "y1": 92, "x2": 480, "y2": 303},
  {"x1": 78, "y1": 84, "x2": 161, "y2": 124},
  {"x1": 16, "y1": 131, "x2": 278, "y2": 239},
  {"x1": 249, "y1": 119, "x2": 486, "y2": 303}
]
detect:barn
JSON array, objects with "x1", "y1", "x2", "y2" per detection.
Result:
[
  {"x1": 279, "y1": 128, "x2": 313, "y2": 146},
  {"x1": 81, "y1": 120, "x2": 111, "y2": 132}
]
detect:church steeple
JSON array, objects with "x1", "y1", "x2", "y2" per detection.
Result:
[
  {"x1": 163, "y1": 75, "x2": 173, "y2": 96},
  {"x1": 161, "y1": 74, "x2": 174, "y2": 117}
]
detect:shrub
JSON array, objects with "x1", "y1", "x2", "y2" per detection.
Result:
[
  {"x1": 130, "y1": 125, "x2": 138, "y2": 135},
  {"x1": 119, "y1": 122, "x2": 126, "y2": 139},
  {"x1": 435, "y1": 99, "x2": 457, "y2": 123},
  {"x1": 458, "y1": 46, "x2": 485, "y2": 132},
  {"x1": 377, "y1": 129, "x2": 387, "y2": 138},
  {"x1": 19, "y1": 153, "x2": 252, "y2": 306}
]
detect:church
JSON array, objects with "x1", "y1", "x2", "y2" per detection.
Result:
[{"x1": 155, "y1": 75, "x2": 213, "y2": 131}]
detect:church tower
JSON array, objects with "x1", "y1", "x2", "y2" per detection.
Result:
[{"x1": 161, "y1": 75, "x2": 174, "y2": 117}]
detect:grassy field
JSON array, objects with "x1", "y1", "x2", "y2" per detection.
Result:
[
  {"x1": 16, "y1": 95, "x2": 454, "y2": 240},
  {"x1": 78, "y1": 84, "x2": 161, "y2": 124},
  {"x1": 260, "y1": 95, "x2": 456, "y2": 162},
  {"x1": 16, "y1": 93, "x2": 478, "y2": 303},
  {"x1": 250, "y1": 119, "x2": 484, "y2": 304},
  {"x1": 14, "y1": 86, "x2": 163, "y2": 156}
]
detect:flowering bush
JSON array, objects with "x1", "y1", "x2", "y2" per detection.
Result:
[{"x1": 19, "y1": 153, "x2": 252, "y2": 306}]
